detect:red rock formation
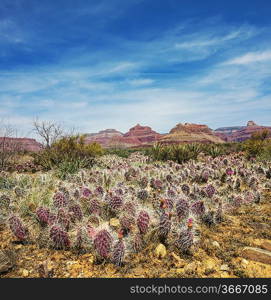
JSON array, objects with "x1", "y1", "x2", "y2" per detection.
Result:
[
  {"x1": 228, "y1": 121, "x2": 271, "y2": 142},
  {"x1": 0, "y1": 137, "x2": 42, "y2": 152},
  {"x1": 84, "y1": 129, "x2": 123, "y2": 148},
  {"x1": 159, "y1": 123, "x2": 224, "y2": 144},
  {"x1": 123, "y1": 124, "x2": 161, "y2": 144}
]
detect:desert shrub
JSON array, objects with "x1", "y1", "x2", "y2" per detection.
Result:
[
  {"x1": 33, "y1": 135, "x2": 104, "y2": 172},
  {"x1": 241, "y1": 130, "x2": 271, "y2": 161}
]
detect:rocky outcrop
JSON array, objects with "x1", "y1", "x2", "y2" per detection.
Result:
[
  {"x1": 215, "y1": 121, "x2": 271, "y2": 142},
  {"x1": 84, "y1": 129, "x2": 124, "y2": 148},
  {"x1": 0, "y1": 137, "x2": 42, "y2": 152},
  {"x1": 159, "y1": 123, "x2": 224, "y2": 144},
  {"x1": 86, "y1": 125, "x2": 161, "y2": 148},
  {"x1": 123, "y1": 124, "x2": 161, "y2": 144}
]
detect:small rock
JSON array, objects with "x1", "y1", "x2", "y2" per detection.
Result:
[
  {"x1": 241, "y1": 258, "x2": 249, "y2": 265},
  {"x1": 109, "y1": 218, "x2": 120, "y2": 228},
  {"x1": 260, "y1": 240, "x2": 271, "y2": 252},
  {"x1": 154, "y1": 244, "x2": 167, "y2": 258},
  {"x1": 212, "y1": 241, "x2": 220, "y2": 248},
  {"x1": 220, "y1": 264, "x2": 230, "y2": 271},
  {"x1": 22, "y1": 269, "x2": 29, "y2": 277},
  {"x1": 241, "y1": 247, "x2": 271, "y2": 265}
]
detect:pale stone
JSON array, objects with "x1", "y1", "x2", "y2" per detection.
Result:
[
  {"x1": 109, "y1": 218, "x2": 120, "y2": 227},
  {"x1": 212, "y1": 241, "x2": 220, "y2": 248},
  {"x1": 220, "y1": 264, "x2": 230, "y2": 271},
  {"x1": 241, "y1": 247, "x2": 271, "y2": 265},
  {"x1": 154, "y1": 244, "x2": 167, "y2": 258}
]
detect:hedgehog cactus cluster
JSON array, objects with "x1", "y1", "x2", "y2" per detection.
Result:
[{"x1": 1, "y1": 150, "x2": 269, "y2": 266}]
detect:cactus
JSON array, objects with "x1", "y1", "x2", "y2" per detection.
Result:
[
  {"x1": 167, "y1": 188, "x2": 176, "y2": 198},
  {"x1": 50, "y1": 225, "x2": 70, "y2": 249},
  {"x1": 176, "y1": 219, "x2": 194, "y2": 253},
  {"x1": 69, "y1": 204, "x2": 83, "y2": 221},
  {"x1": 120, "y1": 214, "x2": 135, "y2": 231},
  {"x1": 81, "y1": 187, "x2": 92, "y2": 198},
  {"x1": 0, "y1": 194, "x2": 10, "y2": 210},
  {"x1": 137, "y1": 210, "x2": 150, "y2": 234},
  {"x1": 181, "y1": 184, "x2": 190, "y2": 196},
  {"x1": 8, "y1": 215, "x2": 28, "y2": 241},
  {"x1": 132, "y1": 233, "x2": 144, "y2": 252},
  {"x1": 95, "y1": 186, "x2": 104, "y2": 196},
  {"x1": 137, "y1": 189, "x2": 148, "y2": 201},
  {"x1": 111, "y1": 237, "x2": 125, "y2": 266},
  {"x1": 89, "y1": 198, "x2": 101, "y2": 215},
  {"x1": 93, "y1": 229, "x2": 113, "y2": 259},
  {"x1": 57, "y1": 208, "x2": 70, "y2": 230},
  {"x1": 109, "y1": 196, "x2": 123, "y2": 211},
  {"x1": 36, "y1": 207, "x2": 50, "y2": 226},
  {"x1": 158, "y1": 211, "x2": 171, "y2": 241},
  {"x1": 139, "y1": 176, "x2": 148, "y2": 189},
  {"x1": 176, "y1": 198, "x2": 189, "y2": 220},
  {"x1": 53, "y1": 191, "x2": 68, "y2": 208},
  {"x1": 123, "y1": 201, "x2": 136, "y2": 216},
  {"x1": 205, "y1": 184, "x2": 215, "y2": 198},
  {"x1": 191, "y1": 200, "x2": 205, "y2": 216}
]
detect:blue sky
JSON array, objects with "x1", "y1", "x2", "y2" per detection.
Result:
[{"x1": 1, "y1": 0, "x2": 271, "y2": 137}]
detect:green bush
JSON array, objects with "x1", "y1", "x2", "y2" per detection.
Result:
[{"x1": 33, "y1": 135, "x2": 104, "y2": 172}]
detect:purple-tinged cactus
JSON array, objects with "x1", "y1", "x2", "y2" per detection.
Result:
[
  {"x1": 233, "y1": 195, "x2": 243, "y2": 207},
  {"x1": 69, "y1": 204, "x2": 83, "y2": 221},
  {"x1": 109, "y1": 196, "x2": 123, "y2": 211},
  {"x1": 132, "y1": 233, "x2": 144, "y2": 252},
  {"x1": 166, "y1": 174, "x2": 173, "y2": 183},
  {"x1": 0, "y1": 194, "x2": 10, "y2": 210},
  {"x1": 191, "y1": 200, "x2": 205, "y2": 216},
  {"x1": 36, "y1": 207, "x2": 50, "y2": 226},
  {"x1": 137, "y1": 189, "x2": 148, "y2": 201},
  {"x1": 89, "y1": 198, "x2": 101, "y2": 215},
  {"x1": 94, "y1": 229, "x2": 113, "y2": 259},
  {"x1": 139, "y1": 176, "x2": 148, "y2": 189},
  {"x1": 205, "y1": 184, "x2": 216, "y2": 198},
  {"x1": 137, "y1": 210, "x2": 150, "y2": 234},
  {"x1": 176, "y1": 198, "x2": 189, "y2": 220},
  {"x1": 95, "y1": 186, "x2": 104, "y2": 196},
  {"x1": 53, "y1": 191, "x2": 68, "y2": 208},
  {"x1": 158, "y1": 211, "x2": 172, "y2": 240},
  {"x1": 150, "y1": 178, "x2": 163, "y2": 190},
  {"x1": 50, "y1": 225, "x2": 70, "y2": 249},
  {"x1": 200, "y1": 170, "x2": 209, "y2": 183},
  {"x1": 176, "y1": 219, "x2": 194, "y2": 253},
  {"x1": 111, "y1": 236, "x2": 125, "y2": 266},
  {"x1": 81, "y1": 187, "x2": 92, "y2": 198},
  {"x1": 181, "y1": 184, "x2": 190, "y2": 196},
  {"x1": 167, "y1": 188, "x2": 176, "y2": 198},
  {"x1": 123, "y1": 201, "x2": 136, "y2": 216},
  {"x1": 120, "y1": 214, "x2": 135, "y2": 231},
  {"x1": 57, "y1": 208, "x2": 70, "y2": 230},
  {"x1": 9, "y1": 215, "x2": 28, "y2": 241}
]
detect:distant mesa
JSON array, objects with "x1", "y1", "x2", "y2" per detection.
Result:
[
  {"x1": 84, "y1": 129, "x2": 124, "y2": 148},
  {"x1": 159, "y1": 123, "x2": 224, "y2": 144},
  {"x1": 0, "y1": 137, "x2": 42, "y2": 152},
  {"x1": 214, "y1": 121, "x2": 271, "y2": 142}
]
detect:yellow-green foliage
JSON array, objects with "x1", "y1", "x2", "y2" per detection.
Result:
[
  {"x1": 33, "y1": 135, "x2": 104, "y2": 171},
  {"x1": 242, "y1": 130, "x2": 271, "y2": 160}
]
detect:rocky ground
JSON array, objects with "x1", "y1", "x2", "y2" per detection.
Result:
[{"x1": 1, "y1": 191, "x2": 270, "y2": 278}]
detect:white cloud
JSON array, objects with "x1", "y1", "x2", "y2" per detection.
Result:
[{"x1": 224, "y1": 50, "x2": 271, "y2": 65}]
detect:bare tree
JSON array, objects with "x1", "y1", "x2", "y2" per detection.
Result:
[
  {"x1": 33, "y1": 119, "x2": 64, "y2": 148},
  {"x1": 0, "y1": 123, "x2": 22, "y2": 170}
]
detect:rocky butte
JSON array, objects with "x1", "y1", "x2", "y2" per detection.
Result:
[
  {"x1": 215, "y1": 121, "x2": 271, "y2": 142},
  {"x1": 84, "y1": 129, "x2": 124, "y2": 148},
  {"x1": 111, "y1": 124, "x2": 162, "y2": 148},
  {"x1": 0, "y1": 137, "x2": 42, "y2": 152},
  {"x1": 159, "y1": 123, "x2": 224, "y2": 144}
]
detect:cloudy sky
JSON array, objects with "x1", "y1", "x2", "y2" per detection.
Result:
[{"x1": 1, "y1": 0, "x2": 271, "y2": 137}]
